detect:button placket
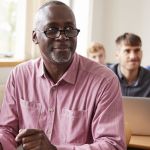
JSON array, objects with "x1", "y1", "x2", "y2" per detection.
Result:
[
  {"x1": 49, "y1": 108, "x2": 54, "y2": 112},
  {"x1": 47, "y1": 85, "x2": 57, "y2": 139}
]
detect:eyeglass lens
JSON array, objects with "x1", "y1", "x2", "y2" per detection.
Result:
[{"x1": 45, "y1": 29, "x2": 79, "y2": 38}]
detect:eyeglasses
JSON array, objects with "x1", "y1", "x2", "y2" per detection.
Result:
[{"x1": 36, "y1": 27, "x2": 80, "y2": 38}]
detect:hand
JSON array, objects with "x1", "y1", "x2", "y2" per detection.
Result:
[
  {"x1": 15, "y1": 129, "x2": 57, "y2": 150},
  {"x1": 0, "y1": 143, "x2": 3, "y2": 150}
]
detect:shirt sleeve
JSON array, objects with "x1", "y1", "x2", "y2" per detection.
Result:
[
  {"x1": 0, "y1": 133, "x2": 16, "y2": 150},
  {"x1": 0, "y1": 70, "x2": 18, "y2": 149},
  {"x1": 56, "y1": 76, "x2": 126, "y2": 150}
]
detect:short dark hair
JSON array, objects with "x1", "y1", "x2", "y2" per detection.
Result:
[{"x1": 115, "y1": 32, "x2": 142, "y2": 46}]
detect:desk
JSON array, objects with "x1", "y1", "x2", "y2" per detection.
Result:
[{"x1": 129, "y1": 135, "x2": 150, "y2": 149}]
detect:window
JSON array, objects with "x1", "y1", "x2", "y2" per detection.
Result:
[
  {"x1": 0, "y1": 0, "x2": 71, "y2": 60},
  {"x1": 0, "y1": 0, "x2": 90, "y2": 62},
  {"x1": 72, "y1": 0, "x2": 90, "y2": 56},
  {"x1": 0, "y1": 0, "x2": 17, "y2": 58},
  {"x1": 0, "y1": 0, "x2": 26, "y2": 60}
]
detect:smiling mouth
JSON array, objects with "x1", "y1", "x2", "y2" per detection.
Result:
[
  {"x1": 128, "y1": 61, "x2": 139, "y2": 65},
  {"x1": 53, "y1": 48, "x2": 71, "y2": 51}
]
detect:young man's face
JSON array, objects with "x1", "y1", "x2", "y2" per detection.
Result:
[
  {"x1": 88, "y1": 49, "x2": 105, "y2": 65},
  {"x1": 116, "y1": 41, "x2": 142, "y2": 71}
]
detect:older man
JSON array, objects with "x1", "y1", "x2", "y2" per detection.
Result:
[{"x1": 0, "y1": 1, "x2": 125, "y2": 150}]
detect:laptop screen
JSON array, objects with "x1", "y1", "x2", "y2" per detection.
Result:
[{"x1": 123, "y1": 96, "x2": 150, "y2": 136}]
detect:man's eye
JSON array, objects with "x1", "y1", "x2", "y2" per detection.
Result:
[
  {"x1": 125, "y1": 50, "x2": 130, "y2": 53},
  {"x1": 47, "y1": 28, "x2": 58, "y2": 33},
  {"x1": 65, "y1": 27, "x2": 74, "y2": 31},
  {"x1": 92, "y1": 56, "x2": 96, "y2": 59}
]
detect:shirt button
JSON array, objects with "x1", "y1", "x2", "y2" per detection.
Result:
[
  {"x1": 46, "y1": 130, "x2": 51, "y2": 135},
  {"x1": 49, "y1": 108, "x2": 54, "y2": 112},
  {"x1": 51, "y1": 86, "x2": 56, "y2": 90}
]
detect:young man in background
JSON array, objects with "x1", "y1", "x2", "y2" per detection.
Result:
[{"x1": 110, "y1": 32, "x2": 150, "y2": 97}]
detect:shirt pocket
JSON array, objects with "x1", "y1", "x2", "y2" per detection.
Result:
[
  {"x1": 19, "y1": 99, "x2": 42, "y2": 129},
  {"x1": 61, "y1": 109, "x2": 88, "y2": 144}
]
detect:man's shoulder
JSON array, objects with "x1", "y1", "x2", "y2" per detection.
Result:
[
  {"x1": 12, "y1": 57, "x2": 41, "y2": 75},
  {"x1": 141, "y1": 66, "x2": 150, "y2": 77},
  {"x1": 108, "y1": 63, "x2": 118, "y2": 71},
  {"x1": 78, "y1": 55, "x2": 117, "y2": 80}
]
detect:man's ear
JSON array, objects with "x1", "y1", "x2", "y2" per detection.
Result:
[
  {"x1": 115, "y1": 50, "x2": 119, "y2": 57},
  {"x1": 32, "y1": 30, "x2": 39, "y2": 44},
  {"x1": 115, "y1": 44, "x2": 121, "y2": 59},
  {"x1": 115, "y1": 50, "x2": 120, "y2": 61}
]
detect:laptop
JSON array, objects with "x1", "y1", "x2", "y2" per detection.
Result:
[{"x1": 123, "y1": 96, "x2": 150, "y2": 136}]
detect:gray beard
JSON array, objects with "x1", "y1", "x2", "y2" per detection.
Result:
[{"x1": 50, "y1": 50, "x2": 72, "y2": 64}]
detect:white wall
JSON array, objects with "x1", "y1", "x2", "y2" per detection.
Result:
[
  {"x1": 0, "y1": 67, "x2": 13, "y2": 85},
  {"x1": 72, "y1": 0, "x2": 91, "y2": 56},
  {"x1": 89, "y1": 0, "x2": 150, "y2": 66}
]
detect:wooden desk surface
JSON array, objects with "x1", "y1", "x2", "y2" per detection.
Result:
[{"x1": 129, "y1": 135, "x2": 150, "y2": 149}]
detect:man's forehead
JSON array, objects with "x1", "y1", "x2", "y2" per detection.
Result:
[
  {"x1": 118, "y1": 41, "x2": 141, "y2": 49},
  {"x1": 35, "y1": 5, "x2": 76, "y2": 28}
]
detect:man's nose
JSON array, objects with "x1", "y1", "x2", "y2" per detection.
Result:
[
  {"x1": 57, "y1": 30, "x2": 68, "y2": 40},
  {"x1": 129, "y1": 51, "x2": 137, "y2": 59}
]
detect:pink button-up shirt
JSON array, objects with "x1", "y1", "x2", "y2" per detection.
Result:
[{"x1": 0, "y1": 53, "x2": 125, "y2": 150}]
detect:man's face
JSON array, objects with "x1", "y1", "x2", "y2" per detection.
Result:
[
  {"x1": 116, "y1": 42, "x2": 142, "y2": 71},
  {"x1": 89, "y1": 49, "x2": 105, "y2": 64},
  {"x1": 33, "y1": 5, "x2": 77, "y2": 65}
]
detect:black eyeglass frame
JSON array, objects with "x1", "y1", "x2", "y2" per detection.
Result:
[{"x1": 36, "y1": 28, "x2": 80, "y2": 38}]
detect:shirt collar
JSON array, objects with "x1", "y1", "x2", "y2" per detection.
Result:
[
  {"x1": 137, "y1": 67, "x2": 144, "y2": 85},
  {"x1": 117, "y1": 65, "x2": 123, "y2": 79},
  {"x1": 38, "y1": 58, "x2": 45, "y2": 77},
  {"x1": 117, "y1": 64, "x2": 142, "y2": 86},
  {"x1": 37, "y1": 53, "x2": 79, "y2": 85},
  {"x1": 60, "y1": 52, "x2": 79, "y2": 84}
]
